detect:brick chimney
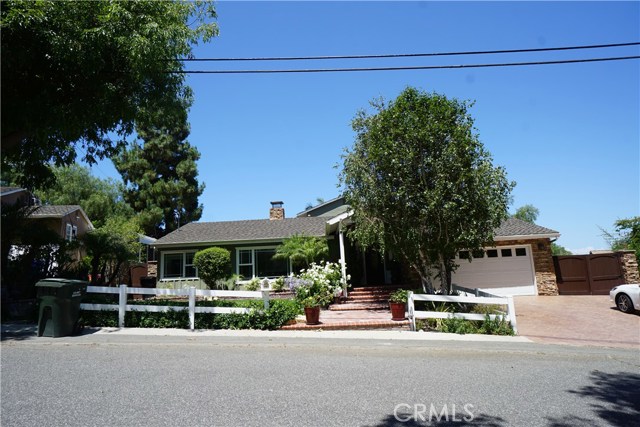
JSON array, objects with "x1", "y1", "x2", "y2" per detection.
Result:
[{"x1": 269, "y1": 201, "x2": 285, "y2": 220}]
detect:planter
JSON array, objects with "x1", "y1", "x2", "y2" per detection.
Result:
[
  {"x1": 389, "y1": 302, "x2": 406, "y2": 321},
  {"x1": 304, "y1": 306, "x2": 321, "y2": 325}
]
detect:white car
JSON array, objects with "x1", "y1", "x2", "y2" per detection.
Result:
[{"x1": 610, "y1": 284, "x2": 640, "y2": 314}]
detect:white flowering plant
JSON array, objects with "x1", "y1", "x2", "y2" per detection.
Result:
[{"x1": 286, "y1": 262, "x2": 350, "y2": 308}]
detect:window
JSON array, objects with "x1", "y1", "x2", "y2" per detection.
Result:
[
  {"x1": 515, "y1": 248, "x2": 527, "y2": 257},
  {"x1": 236, "y1": 247, "x2": 289, "y2": 279},
  {"x1": 65, "y1": 224, "x2": 78, "y2": 242},
  {"x1": 458, "y1": 250, "x2": 470, "y2": 259},
  {"x1": 238, "y1": 249, "x2": 253, "y2": 279},
  {"x1": 162, "y1": 252, "x2": 198, "y2": 278},
  {"x1": 487, "y1": 249, "x2": 498, "y2": 258},
  {"x1": 501, "y1": 248, "x2": 513, "y2": 257}
]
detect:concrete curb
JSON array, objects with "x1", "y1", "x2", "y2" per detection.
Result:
[
  {"x1": 89, "y1": 327, "x2": 533, "y2": 342},
  {"x1": 1, "y1": 323, "x2": 531, "y2": 343}
]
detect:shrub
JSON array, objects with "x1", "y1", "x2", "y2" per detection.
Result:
[
  {"x1": 193, "y1": 247, "x2": 231, "y2": 286},
  {"x1": 214, "y1": 274, "x2": 241, "y2": 291},
  {"x1": 244, "y1": 277, "x2": 261, "y2": 291},
  {"x1": 79, "y1": 298, "x2": 302, "y2": 330},
  {"x1": 271, "y1": 276, "x2": 286, "y2": 292}
]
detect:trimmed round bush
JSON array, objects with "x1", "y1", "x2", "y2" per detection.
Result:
[{"x1": 193, "y1": 247, "x2": 231, "y2": 286}]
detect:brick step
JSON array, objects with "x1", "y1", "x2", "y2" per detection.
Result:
[
  {"x1": 329, "y1": 303, "x2": 389, "y2": 311},
  {"x1": 343, "y1": 297, "x2": 390, "y2": 304},
  {"x1": 347, "y1": 290, "x2": 393, "y2": 297},
  {"x1": 350, "y1": 285, "x2": 407, "y2": 292}
]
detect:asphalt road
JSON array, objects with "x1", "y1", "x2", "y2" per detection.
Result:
[{"x1": 2, "y1": 333, "x2": 639, "y2": 427}]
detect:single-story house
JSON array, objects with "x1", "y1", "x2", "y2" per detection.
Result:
[{"x1": 152, "y1": 198, "x2": 561, "y2": 296}]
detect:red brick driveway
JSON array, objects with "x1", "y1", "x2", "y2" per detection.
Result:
[{"x1": 514, "y1": 295, "x2": 640, "y2": 349}]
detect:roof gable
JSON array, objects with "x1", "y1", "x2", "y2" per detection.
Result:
[{"x1": 494, "y1": 217, "x2": 559, "y2": 239}]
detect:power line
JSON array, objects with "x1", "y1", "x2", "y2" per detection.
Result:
[
  {"x1": 178, "y1": 42, "x2": 640, "y2": 62},
  {"x1": 176, "y1": 55, "x2": 639, "y2": 74}
]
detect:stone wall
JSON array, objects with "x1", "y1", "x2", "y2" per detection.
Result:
[
  {"x1": 618, "y1": 251, "x2": 639, "y2": 283},
  {"x1": 496, "y1": 238, "x2": 558, "y2": 295},
  {"x1": 146, "y1": 261, "x2": 157, "y2": 278}
]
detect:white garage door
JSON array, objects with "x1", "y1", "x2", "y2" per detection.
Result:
[{"x1": 452, "y1": 245, "x2": 537, "y2": 296}]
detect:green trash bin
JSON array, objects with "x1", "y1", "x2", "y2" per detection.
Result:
[{"x1": 36, "y1": 278, "x2": 88, "y2": 337}]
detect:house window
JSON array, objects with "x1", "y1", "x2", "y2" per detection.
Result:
[
  {"x1": 162, "y1": 252, "x2": 198, "y2": 278},
  {"x1": 501, "y1": 248, "x2": 513, "y2": 257},
  {"x1": 486, "y1": 249, "x2": 499, "y2": 258},
  {"x1": 65, "y1": 224, "x2": 78, "y2": 242},
  {"x1": 515, "y1": 248, "x2": 527, "y2": 257},
  {"x1": 236, "y1": 247, "x2": 289, "y2": 279},
  {"x1": 238, "y1": 249, "x2": 254, "y2": 279}
]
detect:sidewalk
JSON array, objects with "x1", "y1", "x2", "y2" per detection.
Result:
[{"x1": 1, "y1": 322, "x2": 530, "y2": 343}]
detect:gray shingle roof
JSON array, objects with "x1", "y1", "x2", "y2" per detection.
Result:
[
  {"x1": 495, "y1": 217, "x2": 559, "y2": 237},
  {"x1": 29, "y1": 205, "x2": 83, "y2": 218},
  {"x1": 154, "y1": 217, "x2": 328, "y2": 246}
]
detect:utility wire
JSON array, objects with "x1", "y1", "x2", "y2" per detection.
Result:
[
  {"x1": 177, "y1": 55, "x2": 639, "y2": 74},
  {"x1": 178, "y1": 42, "x2": 640, "y2": 62}
]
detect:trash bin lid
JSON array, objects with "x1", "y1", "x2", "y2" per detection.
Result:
[{"x1": 35, "y1": 278, "x2": 89, "y2": 288}]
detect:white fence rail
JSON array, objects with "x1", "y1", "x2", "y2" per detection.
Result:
[
  {"x1": 407, "y1": 292, "x2": 518, "y2": 334},
  {"x1": 452, "y1": 284, "x2": 502, "y2": 299},
  {"x1": 80, "y1": 285, "x2": 270, "y2": 331}
]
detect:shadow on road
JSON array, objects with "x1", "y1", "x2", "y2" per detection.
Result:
[
  {"x1": 367, "y1": 412, "x2": 507, "y2": 426},
  {"x1": 546, "y1": 370, "x2": 640, "y2": 426}
]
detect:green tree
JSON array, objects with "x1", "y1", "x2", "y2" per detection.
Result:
[
  {"x1": 1, "y1": 0, "x2": 217, "y2": 188},
  {"x1": 512, "y1": 204, "x2": 540, "y2": 223},
  {"x1": 113, "y1": 104, "x2": 204, "y2": 237},
  {"x1": 33, "y1": 164, "x2": 133, "y2": 229},
  {"x1": 82, "y1": 217, "x2": 142, "y2": 286},
  {"x1": 551, "y1": 243, "x2": 572, "y2": 256},
  {"x1": 193, "y1": 247, "x2": 231, "y2": 287},
  {"x1": 273, "y1": 234, "x2": 330, "y2": 270},
  {"x1": 340, "y1": 87, "x2": 514, "y2": 294},
  {"x1": 602, "y1": 217, "x2": 640, "y2": 262}
]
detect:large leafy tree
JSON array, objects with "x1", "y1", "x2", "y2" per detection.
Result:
[
  {"x1": 83, "y1": 217, "x2": 142, "y2": 286},
  {"x1": 1, "y1": 0, "x2": 217, "y2": 188},
  {"x1": 33, "y1": 164, "x2": 133, "y2": 229},
  {"x1": 113, "y1": 104, "x2": 204, "y2": 237},
  {"x1": 340, "y1": 87, "x2": 514, "y2": 293}
]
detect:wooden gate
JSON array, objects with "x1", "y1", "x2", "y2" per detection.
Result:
[{"x1": 553, "y1": 254, "x2": 624, "y2": 295}]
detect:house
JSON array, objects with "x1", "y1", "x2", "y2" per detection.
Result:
[
  {"x1": 152, "y1": 198, "x2": 561, "y2": 296},
  {"x1": 1, "y1": 187, "x2": 94, "y2": 244}
]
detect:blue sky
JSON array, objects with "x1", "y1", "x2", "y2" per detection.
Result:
[{"x1": 90, "y1": 1, "x2": 639, "y2": 253}]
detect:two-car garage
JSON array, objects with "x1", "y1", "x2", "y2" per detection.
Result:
[{"x1": 452, "y1": 245, "x2": 538, "y2": 296}]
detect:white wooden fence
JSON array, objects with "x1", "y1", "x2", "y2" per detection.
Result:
[
  {"x1": 80, "y1": 285, "x2": 270, "y2": 331},
  {"x1": 407, "y1": 291, "x2": 518, "y2": 334}
]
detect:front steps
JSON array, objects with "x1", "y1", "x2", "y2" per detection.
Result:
[{"x1": 280, "y1": 285, "x2": 410, "y2": 331}]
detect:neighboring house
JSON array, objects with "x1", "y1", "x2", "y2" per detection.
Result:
[
  {"x1": 1, "y1": 187, "x2": 94, "y2": 262},
  {"x1": 152, "y1": 198, "x2": 561, "y2": 296}
]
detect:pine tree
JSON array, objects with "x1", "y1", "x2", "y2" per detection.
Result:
[{"x1": 114, "y1": 106, "x2": 204, "y2": 237}]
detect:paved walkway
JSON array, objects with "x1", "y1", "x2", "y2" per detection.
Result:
[
  {"x1": 280, "y1": 308, "x2": 410, "y2": 330},
  {"x1": 514, "y1": 295, "x2": 640, "y2": 349}
]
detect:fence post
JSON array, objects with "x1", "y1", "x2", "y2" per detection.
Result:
[
  {"x1": 407, "y1": 291, "x2": 415, "y2": 331},
  {"x1": 118, "y1": 285, "x2": 127, "y2": 328},
  {"x1": 262, "y1": 290, "x2": 270, "y2": 310},
  {"x1": 189, "y1": 286, "x2": 196, "y2": 331},
  {"x1": 475, "y1": 288, "x2": 480, "y2": 297},
  {"x1": 506, "y1": 296, "x2": 518, "y2": 335}
]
